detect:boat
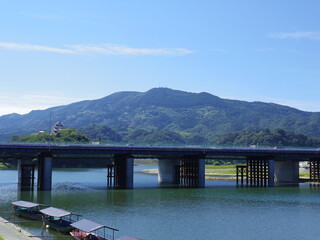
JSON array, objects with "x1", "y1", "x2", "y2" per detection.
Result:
[
  {"x1": 40, "y1": 207, "x2": 82, "y2": 234},
  {"x1": 70, "y1": 219, "x2": 119, "y2": 240},
  {"x1": 12, "y1": 200, "x2": 46, "y2": 220}
]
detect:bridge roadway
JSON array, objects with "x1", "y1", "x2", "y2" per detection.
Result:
[
  {"x1": 1, "y1": 143, "x2": 320, "y2": 190},
  {"x1": 1, "y1": 142, "x2": 320, "y2": 159}
]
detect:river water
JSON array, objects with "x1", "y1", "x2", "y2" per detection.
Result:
[{"x1": 1, "y1": 166, "x2": 320, "y2": 240}]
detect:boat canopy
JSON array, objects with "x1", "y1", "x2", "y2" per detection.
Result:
[
  {"x1": 12, "y1": 201, "x2": 40, "y2": 208},
  {"x1": 116, "y1": 236, "x2": 142, "y2": 240},
  {"x1": 40, "y1": 207, "x2": 73, "y2": 218},
  {"x1": 71, "y1": 219, "x2": 119, "y2": 233}
]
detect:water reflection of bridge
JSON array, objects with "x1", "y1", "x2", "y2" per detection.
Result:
[{"x1": 1, "y1": 143, "x2": 320, "y2": 190}]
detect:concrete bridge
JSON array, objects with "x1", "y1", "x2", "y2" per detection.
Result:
[{"x1": 1, "y1": 143, "x2": 320, "y2": 190}]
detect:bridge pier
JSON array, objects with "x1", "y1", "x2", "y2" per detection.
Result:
[
  {"x1": 17, "y1": 159, "x2": 36, "y2": 191},
  {"x1": 237, "y1": 159, "x2": 274, "y2": 187},
  {"x1": 246, "y1": 159, "x2": 269, "y2": 187},
  {"x1": 274, "y1": 160, "x2": 299, "y2": 184},
  {"x1": 179, "y1": 156, "x2": 205, "y2": 188},
  {"x1": 158, "y1": 158, "x2": 180, "y2": 185},
  {"x1": 108, "y1": 154, "x2": 133, "y2": 189},
  {"x1": 243, "y1": 159, "x2": 299, "y2": 186},
  {"x1": 309, "y1": 159, "x2": 320, "y2": 182},
  {"x1": 236, "y1": 165, "x2": 247, "y2": 185},
  {"x1": 37, "y1": 153, "x2": 53, "y2": 191},
  {"x1": 268, "y1": 160, "x2": 275, "y2": 187},
  {"x1": 158, "y1": 156, "x2": 205, "y2": 188}
]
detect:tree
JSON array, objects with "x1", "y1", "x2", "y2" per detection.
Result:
[{"x1": 8, "y1": 129, "x2": 91, "y2": 143}]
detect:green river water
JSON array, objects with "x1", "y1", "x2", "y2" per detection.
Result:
[{"x1": 1, "y1": 166, "x2": 320, "y2": 240}]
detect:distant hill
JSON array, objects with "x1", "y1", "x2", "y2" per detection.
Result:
[
  {"x1": 1, "y1": 87, "x2": 320, "y2": 143},
  {"x1": 215, "y1": 129, "x2": 320, "y2": 147}
]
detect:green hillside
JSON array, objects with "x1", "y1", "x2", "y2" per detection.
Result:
[
  {"x1": 215, "y1": 129, "x2": 320, "y2": 147},
  {"x1": 9, "y1": 128, "x2": 90, "y2": 143},
  {"x1": 1, "y1": 88, "x2": 320, "y2": 144}
]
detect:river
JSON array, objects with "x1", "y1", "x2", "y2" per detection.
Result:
[{"x1": 1, "y1": 166, "x2": 320, "y2": 240}]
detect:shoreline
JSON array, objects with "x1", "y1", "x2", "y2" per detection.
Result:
[
  {"x1": 141, "y1": 168, "x2": 311, "y2": 182},
  {"x1": 0, "y1": 216, "x2": 42, "y2": 240},
  {"x1": 141, "y1": 169, "x2": 238, "y2": 181}
]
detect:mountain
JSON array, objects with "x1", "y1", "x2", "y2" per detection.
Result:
[
  {"x1": 215, "y1": 129, "x2": 320, "y2": 147},
  {"x1": 1, "y1": 87, "x2": 320, "y2": 143}
]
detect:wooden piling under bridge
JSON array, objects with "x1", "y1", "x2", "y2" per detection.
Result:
[
  {"x1": 310, "y1": 159, "x2": 320, "y2": 182},
  {"x1": 179, "y1": 158, "x2": 200, "y2": 188},
  {"x1": 236, "y1": 159, "x2": 270, "y2": 187},
  {"x1": 105, "y1": 154, "x2": 134, "y2": 189},
  {"x1": 236, "y1": 165, "x2": 247, "y2": 185},
  {"x1": 106, "y1": 164, "x2": 115, "y2": 187}
]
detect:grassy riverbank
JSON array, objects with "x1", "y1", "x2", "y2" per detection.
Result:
[
  {"x1": 134, "y1": 159, "x2": 158, "y2": 165},
  {"x1": 142, "y1": 164, "x2": 311, "y2": 181},
  {"x1": 204, "y1": 165, "x2": 238, "y2": 180},
  {"x1": 141, "y1": 164, "x2": 239, "y2": 180},
  {"x1": 0, "y1": 163, "x2": 16, "y2": 170},
  {"x1": 0, "y1": 163, "x2": 8, "y2": 169},
  {"x1": 205, "y1": 164, "x2": 237, "y2": 174}
]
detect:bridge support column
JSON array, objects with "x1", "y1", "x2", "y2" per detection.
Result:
[
  {"x1": 18, "y1": 159, "x2": 36, "y2": 191},
  {"x1": 245, "y1": 158, "x2": 274, "y2": 187},
  {"x1": 158, "y1": 159, "x2": 180, "y2": 185},
  {"x1": 309, "y1": 159, "x2": 320, "y2": 182},
  {"x1": 37, "y1": 153, "x2": 53, "y2": 191},
  {"x1": 112, "y1": 154, "x2": 134, "y2": 189},
  {"x1": 180, "y1": 156, "x2": 205, "y2": 188},
  {"x1": 274, "y1": 161, "x2": 299, "y2": 184},
  {"x1": 198, "y1": 158, "x2": 205, "y2": 188},
  {"x1": 236, "y1": 165, "x2": 247, "y2": 185},
  {"x1": 268, "y1": 160, "x2": 275, "y2": 187}
]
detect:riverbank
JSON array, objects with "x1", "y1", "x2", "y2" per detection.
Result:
[
  {"x1": 141, "y1": 168, "x2": 238, "y2": 181},
  {"x1": 141, "y1": 166, "x2": 311, "y2": 181},
  {"x1": 0, "y1": 216, "x2": 41, "y2": 240}
]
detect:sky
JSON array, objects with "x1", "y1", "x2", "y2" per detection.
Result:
[{"x1": 0, "y1": 0, "x2": 320, "y2": 116}]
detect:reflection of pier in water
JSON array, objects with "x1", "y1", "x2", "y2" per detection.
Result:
[{"x1": 1, "y1": 143, "x2": 320, "y2": 191}]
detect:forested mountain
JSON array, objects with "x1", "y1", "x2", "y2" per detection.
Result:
[
  {"x1": 1, "y1": 88, "x2": 320, "y2": 144},
  {"x1": 79, "y1": 124, "x2": 187, "y2": 145},
  {"x1": 215, "y1": 129, "x2": 320, "y2": 147}
]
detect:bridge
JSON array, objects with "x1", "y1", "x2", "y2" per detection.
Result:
[{"x1": 1, "y1": 143, "x2": 320, "y2": 190}]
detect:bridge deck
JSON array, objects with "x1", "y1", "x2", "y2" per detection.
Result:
[{"x1": 0, "y1": 143, "x2": 319, "y2": 160}]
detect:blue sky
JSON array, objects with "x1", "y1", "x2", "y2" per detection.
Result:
[{"x1": 0, "y1": 0, "x2": 320, "y2": 115}]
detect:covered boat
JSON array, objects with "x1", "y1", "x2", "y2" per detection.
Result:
[
  {"x1": 70, "y1": 219, "x2": 119, "y2": 240},
  {"x1": 12, "y1": 200, "x2": 45, "y2": 220},
  {"x1": 40, "y1": 207, "x2": 81, "y2": 234}
]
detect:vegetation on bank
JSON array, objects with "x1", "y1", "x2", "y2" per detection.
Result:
[
  {"x1": 205, "y1": 165, "x2": 237, "y2": 176},
  {"x1": 205, "y1": 164, "x2": 239, "y2": 169},
  {"x1": 2, "y1": 129, "x2": 92, "y2": 169},
  {"x1": 0, "y1": 235, "x2": 4, "y2": 240},
  {"x1": 0, "y1": 163, "x2": 14, "y2": 170},
  {"x1": 8, "y1": 128, "x2": 90, "y2": 143}
]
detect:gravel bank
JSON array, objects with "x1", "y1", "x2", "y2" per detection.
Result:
[{"x1": 0, "y1": 216, "x2": 42, "y2": 240}]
